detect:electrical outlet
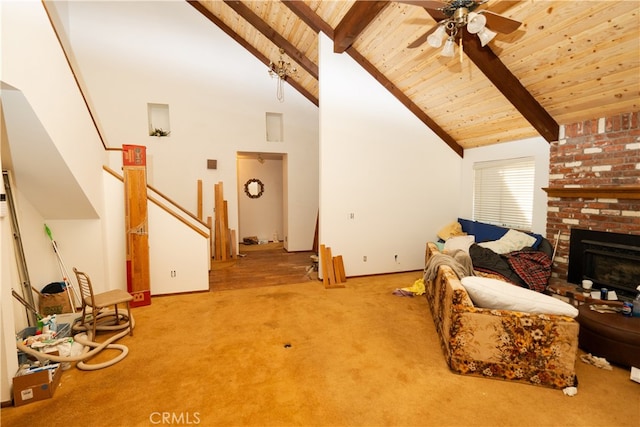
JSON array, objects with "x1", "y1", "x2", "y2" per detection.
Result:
[
  {"x1": 349, "y1": 213, "x2": 355, "y2": 219},
  {"x1": 395, "y1": 254, "x2": 398, "y2": 263},
  {"x1": 363, "y1": 256, "x2": 367, "y2": 262}
]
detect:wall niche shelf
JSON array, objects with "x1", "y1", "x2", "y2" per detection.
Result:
[
  {"x1": 148, "y1": 103, "x2": 170, "y2": 137},
  {"x1": 265, "y1": 112, "x2": 283, "y2": 142},
  {"x1": 542, "y1": 186, "x2": 640, "y2": 199}
]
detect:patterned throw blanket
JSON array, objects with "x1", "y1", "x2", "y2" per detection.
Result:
[{"x1": 503, "y1": 250, "x2": 552, "y2": 292}]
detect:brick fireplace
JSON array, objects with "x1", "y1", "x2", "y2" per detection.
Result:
[{"x1": 545, "y1": 111, "x2": 640, "y2": 287}]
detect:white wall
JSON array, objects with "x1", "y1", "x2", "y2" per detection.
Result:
[
  {"x1": 148, "y1": 201, "x2": 210, "y2": 295},
  {"x1": 318, "y1": 34, "x2": 463, "y2": 277},
  {"x1": 460, "y1": 136, "x2": 551, "y2": 235},
  {"x1": 1, "y1": 4, "x2": 107, "y2": 214},
  {"x1": 59, "y1": 0, "x2": 319, "y2": 252},
  {"x1": 102, "y1": 169, "x2": 127, "y2": 295}
]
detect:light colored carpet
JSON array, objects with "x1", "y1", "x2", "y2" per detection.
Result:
[{"x1": 2, "y1": 272, "x2": 637, "y2": 426}]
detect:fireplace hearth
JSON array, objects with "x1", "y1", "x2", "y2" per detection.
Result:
[{"x1": 568, "y1": 228, "x2": 640, "y2": 300}]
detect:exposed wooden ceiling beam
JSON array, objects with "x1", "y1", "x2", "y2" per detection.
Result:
[
  {"x1": 416, "y1": 4, "x2": 558, "y2": 142},
  {"x1": 333, "y1": 1, "x2": 390, "y2": 53},
  {"x1": 461, "y1": 31, "x2": 559, "y2": 143},
  {"x1": 222, "y1": 0, "x2": 318, "y2": 79},
  {"x1": 346, "y1": 47, "x2": 464, "y2": 157},
  {"x1": 187, "y1": 1, "x2": 255, "y2": 55},
  {"x1": 281, "y1": 0, "x2": 333, "y2": 37},
  {"x1": 186, "y1": 1, "x2": 318, "y2": 106}
]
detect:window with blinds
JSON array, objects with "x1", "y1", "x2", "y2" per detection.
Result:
[{"x1": 472, "y1": 157, "x2": 535, "y2": 231}]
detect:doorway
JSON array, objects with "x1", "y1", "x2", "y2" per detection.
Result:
[{"x1": 236, "y1": 152, "x2": 285, "y2": 247}]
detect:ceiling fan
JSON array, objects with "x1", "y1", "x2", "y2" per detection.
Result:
[{"x1": 399, "y1": 1, "x2": 522, "y2": 54}]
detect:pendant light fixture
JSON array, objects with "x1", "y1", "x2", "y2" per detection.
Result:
[{"x1": 268, "y1": 48, "x2": 297, "y2": 102}]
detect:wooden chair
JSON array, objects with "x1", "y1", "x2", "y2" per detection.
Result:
[{"x1": 72, "y1": 268, "x2": 134, "y2": 338}]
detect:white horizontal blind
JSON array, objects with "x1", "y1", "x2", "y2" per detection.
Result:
[{"x1": 473, "y1": 157, "x2": 535, "y2": 230}]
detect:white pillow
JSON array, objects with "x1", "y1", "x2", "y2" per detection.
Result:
[
  {"x1": 444, "y1": 235, "x2": 475, "y2": 253},
  {"x1": 460, "y1": 276, "x2": 578, "y2": 318},
  {"x1": 478, "y1": 229, "x2": 536, "y2": 254}
]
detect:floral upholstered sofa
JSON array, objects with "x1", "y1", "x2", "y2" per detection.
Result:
[{"x1": 424, "y1": 242, "x2": 580, "y2": 389}]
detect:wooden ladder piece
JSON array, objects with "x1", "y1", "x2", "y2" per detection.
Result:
[
  {"x1": 325, "y1": 246, "x2": 336, "y2": 287},
  {"x1": 207, "y1": 216, "x2": 214, "y2": 259},
  {"x1": 333, "y1": 255, "x2": 346, "y2": 284},
  {"x1": 230, "y1": 229, "x2": 238, "y2": 259},
  {"x1": 320, "y1": 245, "x2": 345, "y2": 288},
  {"x1": 213, "y1": 184, "x2": 221, "y2": 260},
  {"x1": 221, "y1": 199, "x2": 229, "y2": 260},
  {"x1": 320, "y1": 244, "x2": 330, "y2": 287},
  {"x1": 214, "y1": 182, "x2": 230, "y2": 261}
]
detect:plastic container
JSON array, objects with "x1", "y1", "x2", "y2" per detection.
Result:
[{"x1": 16, "y1": 323, "x2": 71, "y2": 364}]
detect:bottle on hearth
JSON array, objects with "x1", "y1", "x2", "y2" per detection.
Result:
[{"x1": 633, "y1": 285, "x2": 640, "y2": 317}]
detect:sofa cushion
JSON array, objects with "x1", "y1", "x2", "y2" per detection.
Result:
[
  {"x1": 460, "y1": 276, "x2": 579, "y2": 317},
  {"x1": 478, "y1": 229, "x2": 537, "y2": 254},
  {"x1": 437, "y1": 221, "x2": 467, "y2": 241},
  {"x1": 458, "y1": 218, "x2": 544, "y2": 249},
  {"x1": 444, "y1": 235, "x2": 475, "y2": 253}
]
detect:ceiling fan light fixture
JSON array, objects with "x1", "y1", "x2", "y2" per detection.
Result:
[
  {"x1": 466, "y1": 12, "x2": 486, "y2": 34},
  {"x1": 477, "y1": 26, "x2": 497, "y2": 47},
  {"x1": 441, "y1": 37, "x2": 456, "y2": 57},
  {"x1": 427, "y1": 24, "x2": 447, "y2": 48}
]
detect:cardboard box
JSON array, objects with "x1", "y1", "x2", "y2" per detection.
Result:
[
  {"x1": 13, "y1": 364, "x2": 62, "y2": 406},
  {"x1": 39, "y1": 292, "x2": 73, "y2": 315}
]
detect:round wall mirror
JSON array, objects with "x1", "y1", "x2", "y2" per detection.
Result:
[{"x1": 244, "y1": 178, "x2": 264, "y2": 199}]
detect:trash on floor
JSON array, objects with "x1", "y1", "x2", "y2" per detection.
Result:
[
  {"x1": 580, "y1": 353, "x2": 613, "y2": 370},
  {"x1": 393, "y1": 278, "x2": 425, "y2": 297}
]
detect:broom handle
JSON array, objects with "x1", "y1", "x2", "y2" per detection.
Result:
[{"x1": 52, "y1": 239, "x2": 80, "y2": 309}]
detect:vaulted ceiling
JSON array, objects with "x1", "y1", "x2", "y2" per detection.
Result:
[{"x1": 188, "y1": 1, "x2": 639, "y2": 156}]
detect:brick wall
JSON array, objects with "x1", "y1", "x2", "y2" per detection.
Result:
[{"x1": 546, "y1": 111, "x2": 640, "y2": 280}]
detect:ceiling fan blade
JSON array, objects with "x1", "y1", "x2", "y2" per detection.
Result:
[
  {"x1": 424, "y1": 7, "x2": 447, "y2": 21},
  {"x1": 407, "y1": 27, "x2": 438, "y2": 48},
  {"x1": 483, "y1": 11, "x2": 522, "y2": 34},
  {"x1": 397, "y1": 1, "x2": 447, "y2": 20},
  {"x1": 395, "y1": 1, "x2": 447, "y2": 9}
]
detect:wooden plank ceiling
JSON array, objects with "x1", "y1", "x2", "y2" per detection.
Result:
[{"x1": 188, "y1": 1, "x2": 640, "y2": 156}]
